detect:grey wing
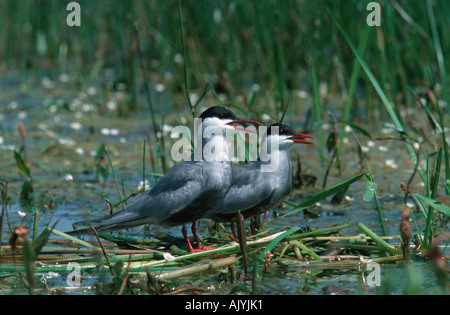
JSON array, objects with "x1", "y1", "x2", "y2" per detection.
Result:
[
  {"x1": 208, "y1": 164, "x2": 273, "y2": 217},
  {"x1": 69, "y1": 162, "x2": 204, "y2": 234},
  {"x1": 125, "y1": 161, "x2": 205, "y2": 222}
]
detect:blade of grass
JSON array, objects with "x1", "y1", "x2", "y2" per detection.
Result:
[
  {"x1": 326, "y1": 6, "x2": 425, "y2": 184},
  {"x1": 134, "y1": 23, "x2": 167, "y2": 173},
  {"x1": 350, "y1": 130, "x2": 387, "y2": 235},
  {"x1": 337, "y1": 26, "x2": 371, "y2": 159},
  {"x1": 426, "y1": 0, "x2": 449, "y2": 115},
  {"x1": 178, "y1": 0, "x2": 194, "y2": 117},
  {"x1": 32, "y1": 211, "x2": 39, "y2": 241},
  {"x1": 50, "y1": 228, "x2": 101, "y2": 251},
  {"x1": 281, "y1": 172, "x2": 364, "y2": 218},
  {"x1": 423, "y1": 147, "x2": 443, "y2": 248},
  {"x1": 357, "y1": 222, "x2": 400, "y2": 255},
  {"x1": 312, "y1": 64, "x2": 325, "y2": 163},
  {"x1": 415, "y1": 194, "x2": 450, "y2": 217},
  {"x1": 142, "y1": 139, "x2": 146, "y2": 193},
  {"x1": 104, "y1": 147, "x2": 124, "y2": 210},
  {"x1": 257, "y1": 227, "x2": 299, "y2": 261}
]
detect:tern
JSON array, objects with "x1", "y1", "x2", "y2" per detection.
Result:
[
  {"x1": 206, "y1": 123, "x2": 315, "y2": 236},
  {"x1": 68, "y1": 106, "x2": 261, "y2": 252}
]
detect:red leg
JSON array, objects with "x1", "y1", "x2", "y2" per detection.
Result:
[
  {"x1": 190, "y1": 221, "x2": 216, "y2": 252},
  {"x1": 182, "y1": 225, "x2": 196, "y2": 253},
  {"x1": 191, "y1": 221, "x2": 200, "y2": 248},
  {"x1": 230, "y1": 221, "x2": 237, "y2": 239},
  {"x1": 250, "y1": 218, "x2": 256, "y2": 236}
]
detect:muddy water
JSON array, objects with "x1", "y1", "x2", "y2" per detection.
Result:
[{"x1": 0, "y1": 77, "x2": 447, "y2": 294}]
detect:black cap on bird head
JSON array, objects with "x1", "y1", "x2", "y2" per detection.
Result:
[{"x1": 265, "y1": 123, "x2": 316, "y2": 145}]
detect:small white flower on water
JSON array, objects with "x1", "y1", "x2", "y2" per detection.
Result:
[
  {"x1": 41, "y1": 77, "x2": 55, "y2": 89},
  {"x1": 82, "y1": 103, "x2": 95, "y2": 112},
  {"x1": 252, "y1": 83, "x2": 261, "y2": 92},
  {"x1": 261, "y1": 113, "x2": 271, "y2": 121},
  {"x1": 406, "y1": 202, "x2": 414, "y2": 208},
  {"x1": 59, "y1": 73, "x2": 70, "y2": 83},
  {"x1": 75, "y1": 147, "x2": 85, "y2": 155},
  {"x1": 0, "y1": 136, "x2": 3, "y2": 145},
  {"x1": 345, "y1": 195, "x2": 353, "y2": 202},
  {"x1": 65, "y1": 174, "x2": 73, "y2": 181},
  {"x1": 359, "y1": 256, "x2": 373, "y2": 265},
  {"x1": 367, "y1": 140, "x2": 375, "y2": 147},
  {"x1": 70, "y1": 122, "x2": 83, "y2": 130},
  {"x1": 438, "y1": 100, "x2": 447, "y2": 108},
  {"x1": 101, "y1": 128, "x2": 119, "y2": 136},
  {"x1": 106, "y1": 100, "x2": 117, "y2": 111},
  {"x1": 8, "y1": 101, "x2": 18, "y2": 110},
  {"x1": 189, "y1": 93, "x2": 199, "y2": 105},
  {"x1": 87, "y1": 86, "x2": 97, "y2": 96},
  {"x1": 295, "y1": 89, "x2": 308, "y2": 99},
  {"x1": 47, "y1": 271, "x2": 59, "y2": 278},
  {"x1": 344, "y1": 125, "x2": 352, "y2": 133},
  {"x1": 385, "y1": 159, "x2": 398, "y2": 169},
  {"x1": 17, "y1": 111, "x2": 28, "y2": 120},
  {"x1": 174, "y1": 53, "x2": 183, "y2": 64},
  {"x1": 155, "y1": 83, "x2": 165, "y2": 92},
  {"x1": 361, "y1": 145, "x2": 369, "y2": 152},
  {"x1": 381, "y1": 127, "x2": 393, "y2": 134},
  {"x1": 321, "y1": 123, "x2": 331, "y2": 131},
  {"x1": 137, "y1": 180, "x2": 150, "y2": 191},
  {"x1": 18, "y1": 211, "x2": 26, "y2": 217},
  {"x1": 59, "y1": 138, "x2": 76, "y2": 147},
  {"x1": 378, "y1": 146, "x2": 388, "y2": 152},
  {"x1": 163, "y1": 252, "x2": 176, "y2": 262},
  {"x1": 162, "y1": 124, "x2": 173, "y2": 135}
]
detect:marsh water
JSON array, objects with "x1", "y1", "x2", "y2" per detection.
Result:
[{"x1": 0, "y1": 74, "x2": 447, "y2": 295}]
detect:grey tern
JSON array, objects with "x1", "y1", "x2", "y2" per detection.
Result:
[
  {"x1": 206, "y1": 123, "x2": 315, "y2": 236},
  {"x1": 68, "y1": 106, "x2": 261, "y2": 252}
]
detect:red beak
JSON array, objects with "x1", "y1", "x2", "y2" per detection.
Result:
[
  {"x1": 226, "y1": 118, "x2": 262, "y2": 134},
  {"x1": 286, "y1": 133, "x2": 316, "y2": 145}
]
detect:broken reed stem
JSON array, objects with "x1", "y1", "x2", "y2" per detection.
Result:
[
  {"x1": 118, "y1": 255, "x2": 132, "y2": 295},
  {"x1": 0, "y1": 180, "x2": 8, "y2": 244},
  {"x1": 88, "y1": 223, "x2": 113, "y2": 275},
  {"x1": 152, "y1": 256, "x2": 237, "y2": 281},
  {"x1": 236, "y1": 210, "x2": 249, "y2": 273}
]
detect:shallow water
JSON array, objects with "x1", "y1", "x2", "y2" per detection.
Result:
[{"x1": 0, "y1": 76, "x2": 448, "y2": 295}]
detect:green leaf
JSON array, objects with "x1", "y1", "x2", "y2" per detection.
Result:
[
  {"x1": 338, "y1": 120, "x2": 374, "y2": 140},
  {"x1": 20, "y1": 178, "x2": 34, "y2": 203},
  {"x1": 326, "y1": 131, "x2": 336, "y2": 153},
  {"x1": 363, "y1": 181, "x2": 378, "y2": 202},
  {"x1": 281, "y1": 173, "x2": 364, "y2": 218},
  {"x1": 97, "y1": 165, "x2": 109, "y2": 183},
  {"x1": 257, "y1": 227, "x2": 300, "y2": 261},
  {"x1": 32, "y1": 223, "x2": 55, "y2": 255},
  {"x1": 95, "y1": 143, "x2": 106, "y2": 165},
  {"x1": 14, "y1": 150, "x2": 31, "y2": 177},
  {"x1": 357, "y1": 222, "x2": 400, "y2": 255},
  {"x1": 414, "y1": 194, "x2": 450, "y2": 216}
]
